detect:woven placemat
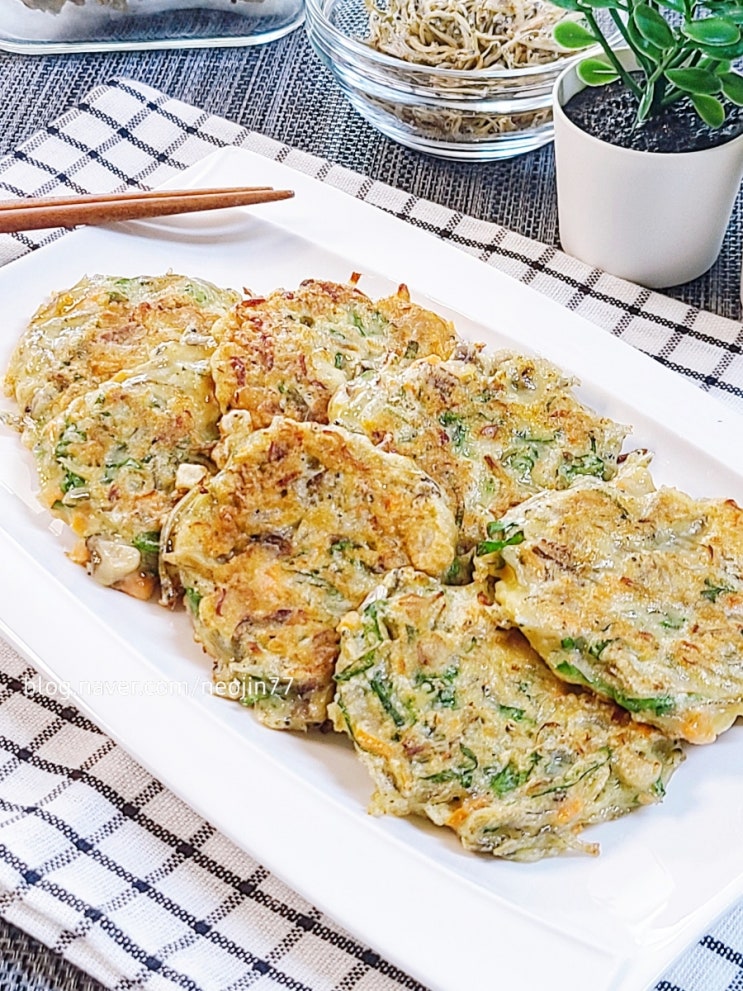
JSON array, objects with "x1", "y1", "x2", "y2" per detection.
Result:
[{"x1": 0, "y1": 75, "x2": 742, "y2": 991}]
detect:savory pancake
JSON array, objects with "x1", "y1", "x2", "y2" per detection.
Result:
[
  {"x1": 34, "y1": 338, "x2": 220, "y2": 598},
  {"x1": 331, "y1": 569, "x2": 683, "y2": 861},
  {"x1": 486, "y1": 459, "x2": 743, "y2": 743},
  {"x1": 329, "y1": 348, "x2": 628, "y2": 553},
  {"x1": 161, "y1": 415, "x2": 458, "y2": 730},
  {"x1": 210, "y1": 280, "x2": 457, "y2": 427},
  {"x1": 5, "y1": 273, "x2": 238, "y2": 440}
]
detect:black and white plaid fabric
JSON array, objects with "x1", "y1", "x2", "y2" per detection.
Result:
[{"x1": 0, "y1": 77, "x2": 742, "y2": 991}]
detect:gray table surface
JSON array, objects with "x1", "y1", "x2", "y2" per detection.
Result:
[{"x1": 0, "y1": 21, "x2": 741, "y2": 989}]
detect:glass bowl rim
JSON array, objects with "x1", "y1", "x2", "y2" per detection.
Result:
[{"x1": 304, "y1": 0, "x2": 594, "y2": 83}]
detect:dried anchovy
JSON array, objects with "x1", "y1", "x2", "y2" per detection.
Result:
[
  {"x1": 365, "y1": 0, "x2": 572, "y2": 70},
  {"x1": 380, "y1": 102, "x2": 553, "y2": 136}
]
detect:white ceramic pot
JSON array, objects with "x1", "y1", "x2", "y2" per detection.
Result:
[{"x1": 553, "y1": 48, "x2": 743, "y2": 288}]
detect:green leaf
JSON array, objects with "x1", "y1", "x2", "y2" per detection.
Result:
[
  {"x1": 131, "y1": 530, "x2": 161, "y2": 556},
  {"x1": 682, "y1": 17, "x2": 740, "y2": 44},
  {"x1": 424, "y1": 745, "x2": 478, "y2": 789},
  {"x1": 334, "y1": 651, "x2": 376, "y2": 682},
  {"x1": 691, "y1": 92, "x2": 726, "y2": 126},
  {"x1": 532, "y1": 749, "x2": 611, "y2": 797},
  {"x1": 554, "y1": 661, "x2": 676, "y2": 717},
  {"x1": 695, "y1": 38, "x2": 743, "y2": 57},
  {"x1": 719, "y1": 7, "x2": 743, "y2": 24},
  {"x1": 576, "y1": 56, "x2": 621, "y2": 86},
  {"x1": 490, "y1": 761, "x2": 533, "y2": 797},
  {"x1": 553, "y1": 20, "x2": 598, "y2": 48},
  {"x1": 486, "y1": 519, "x2": 516, "y2": 537},
  {"x1": 369, "y1": 675, "x2": 407, "y2": 728},
  {"x1": 626, "y1": 14, "x2": 665, "y2": 59},
  {"x1": 707, "y1": 58, "x2": 733, "y2": 72},
  {"x1": 560, "y1": 451, "x2": 606, "y2": 482},
  {"x1": 720, "y1": 70, "x2": 743, "y2": 103},
  {"x1": 654, "y1": 0, "x2": 685, "y2": 11},
  {"x1": 438, "y1": 409, "x2": 467, "y2": 449},
  {"x1": 476, "y1": 521, "x2": 525, "y2": 557},
  {"x1": 710, "y1": 6, "x2": 743, "y2": 24},
  {"x1": 616, "y1": 693, "x2": 676, "y2": 716},
  {"x1": 61, "y1": 470, "x2": 87, "y2": 493},
  {"x1": 634, "y1": 4, "x2": 676, "y2": 48},
  {"x1": 701, "y1": 577, "x2": 733, "y2": 601},
  {"x1": 704, "y1": 0, "x2": 742, "y2": 12},
  {"x1": 495, "y1": 703, "x2": 527, "y2": 722},
  {"x1": 665, "y1": 67, "x2": 723, "y2": 93},
  {"x1": 184, "y1": 587, "x2": 202, "y2": 614}
]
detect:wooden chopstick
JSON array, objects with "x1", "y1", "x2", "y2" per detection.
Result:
[
  {"x1": 0, "y1": 186, "x2": 276, "y2": 213},
  {"x1": 0, "y1": 186, "x2": 295, "y2": 233}
]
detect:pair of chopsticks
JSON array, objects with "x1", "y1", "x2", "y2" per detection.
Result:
[{"x1": 0, "y1": 185, "x2": 295, "y2": 234}]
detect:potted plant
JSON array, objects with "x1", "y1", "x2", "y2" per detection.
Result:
[{"x1": 549, "y1": 0, "x2": 743, "y2": 286}]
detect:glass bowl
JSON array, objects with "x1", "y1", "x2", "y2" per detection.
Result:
[
  {"x1": 304, "y1": 0, "x2": 602, "y2": 161},
  {"x1": 0, "y1": 0, "x2": 304, "y2": 53}
]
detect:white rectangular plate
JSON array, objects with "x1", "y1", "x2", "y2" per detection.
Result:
[{"x1": 1, "y1": 147, "x2": 742, "y2": 991}]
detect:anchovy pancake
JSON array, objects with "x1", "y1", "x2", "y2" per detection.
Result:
[
  {"x1": 487, "y1": 461, "x2": 743, "y2": 744},
  {"x1": 331, "y1": 570, "x2": 683, "y2": 861},
  {"x1": 210, "y1": 280, "x2": 457, "y2": 427},
  {"x1": 5, "y1": 273, "x2": 238, "y2": 439},
  {"x1": 329, "y1": 349, "x2": 627, "y2": 553},
  {"x1": 162, "y1": 416, "x2": 458, "y2": 730},
  {"x1": 35, "y1": 338, "x2": 220, "y2": 596}
]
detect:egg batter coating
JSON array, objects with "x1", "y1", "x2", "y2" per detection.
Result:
[
  {"x1": 331, "y1": 570, "x2": 683, "y2": 861},
  {"x1": 34, "y1": 338, "x2": 221, "y2": 597},
  {"x1": 210, "y1": 280, "x2": 457, "y2": 427},
  {"x1": 485, "y1": 459, "x2": 743, "y2": 744},
  {"x1": 161, "y1": 415, "x2": 458, "y2": 730},
  {"x1": 329, "y1": 348, "x2": 627, "y2": 554},
  {"x1": 5, "y1": 273, "x2": 239, "y2": 440}
]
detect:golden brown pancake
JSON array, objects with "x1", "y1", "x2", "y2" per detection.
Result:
[
  {"x1": 332, "y1": 569, "x2": 683, "y2": 860},
  {"x1": 162, "y1": 415, "x2": 458, "y2": 729}
]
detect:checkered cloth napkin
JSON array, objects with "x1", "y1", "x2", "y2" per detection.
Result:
[{"x1": 1, "y1": 76, "x2": 742, "y2": 991}]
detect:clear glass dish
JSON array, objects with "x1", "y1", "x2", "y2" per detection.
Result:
[
  {"x1": 304, "y1": 0, "x2": 612, "y2": 161},
  {"x1": 0, "y1": 0, "x2": 304, "y2": 53}
]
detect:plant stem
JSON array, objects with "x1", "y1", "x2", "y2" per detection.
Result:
[
  {"x1": 660, "y1": 86, "x2": 685, "y2": 107},
  {"x1": 609, "y1": 8, "x2": 652, "y2": 73},
  {"x1": 632, "y1": 41, "x2": 678, "y2": 118},
  {"x1": 583, "y1": 9, "x2": 643, "y2": 96}
]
